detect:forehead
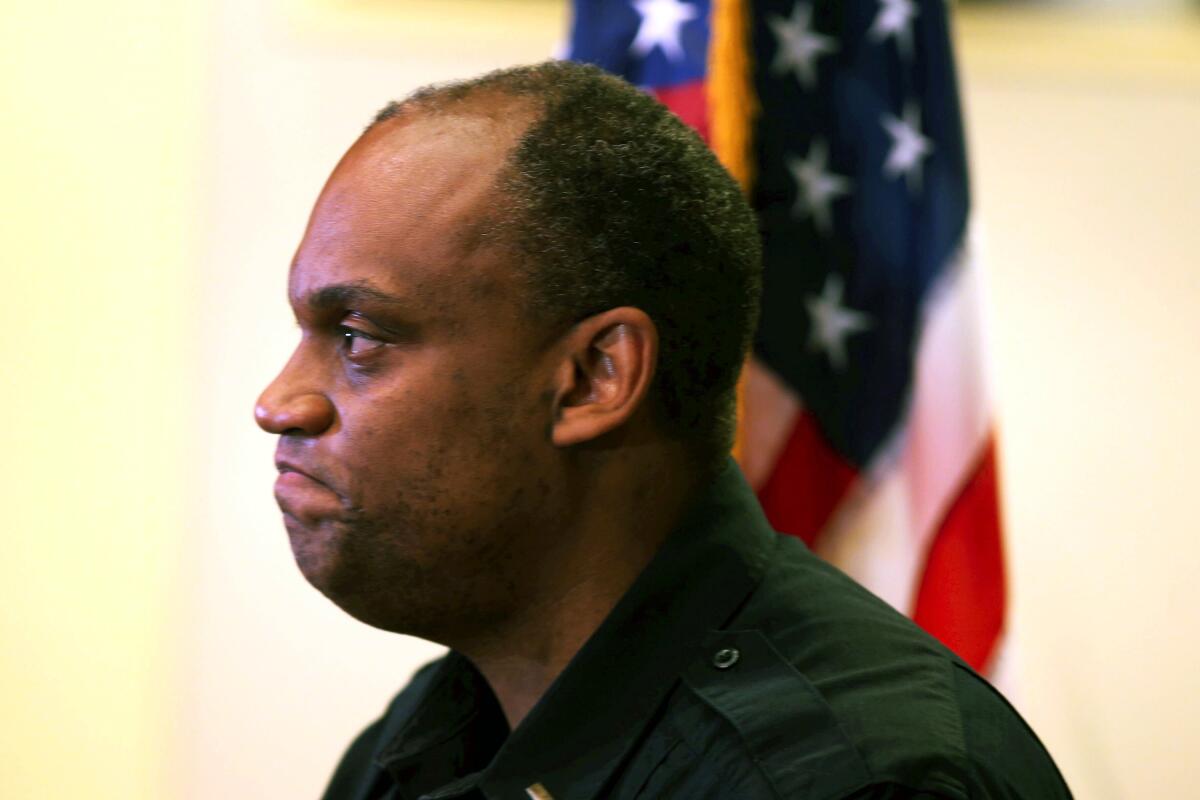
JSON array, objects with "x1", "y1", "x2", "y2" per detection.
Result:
[{"x1": 290, "y1": 108, "x2": 526, "y2": 308}]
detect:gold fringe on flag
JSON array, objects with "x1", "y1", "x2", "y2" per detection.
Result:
[
  {"x1": 708, "y1": 0, "x2": 759, "y2": 465},
  {"x1": 707, "y1": 0, "x2": 757, "y2": 192}
]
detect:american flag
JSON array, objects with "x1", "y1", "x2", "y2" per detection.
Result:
[{"x1": 567, "y1": 0, "x2": 1008, "y2": 678}]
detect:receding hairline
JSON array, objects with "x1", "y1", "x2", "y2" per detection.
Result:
[
  {"x1": 346, "y1": 92, "x2": 545, "y2": 267},
  {"x1": 368, "y1": 82, "x2": 544, "y2": 138}
]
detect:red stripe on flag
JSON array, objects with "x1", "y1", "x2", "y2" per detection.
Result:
[
  {"x1": 651, "y1": 80, "x2": 709, "y2": 143},
  {"x1": 757, "y1": 411, "x2": 857, "y2": 548},
  {"x1": 912, "y1": 437, "x2": 1006, "y2": 672}
]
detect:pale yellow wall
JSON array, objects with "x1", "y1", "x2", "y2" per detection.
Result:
[
  {"x1": 3, "y1": 2, "x2": 1198, "y2": 799},
  {"x1": 0, "y1": 1, "x2": 202, "y2": 798},
  {"x1": 960, "y1": 9, "x2": 1200, "y2": 797}
]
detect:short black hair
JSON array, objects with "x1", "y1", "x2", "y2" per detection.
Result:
[{"x1": 372, "y1": 61, "x2": 761, "y2": 467}]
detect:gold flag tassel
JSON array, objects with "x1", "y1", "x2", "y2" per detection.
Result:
[
  {"x1": 708, "y1": 0, "x2": 759, "y2": 465},
  {"x1": 708, "y1": 0, "x2": 757, "y2": 192}
]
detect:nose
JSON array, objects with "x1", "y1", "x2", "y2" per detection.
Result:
[{"x1": 254, "y1": 355, "x2": 336, "y2": 436}]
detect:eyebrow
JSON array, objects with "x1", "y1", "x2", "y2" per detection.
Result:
[{"x1": 295, "y1": 281, "x2": 410, "y2": 312}]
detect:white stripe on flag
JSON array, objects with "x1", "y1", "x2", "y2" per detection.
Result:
[{"x1": 815, "y1": 245, "x2": 995, "y2": 616}]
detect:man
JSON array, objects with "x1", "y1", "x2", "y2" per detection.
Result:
[{"x1": 255, "y1": 62, "x2": 1071, "y2": 800}]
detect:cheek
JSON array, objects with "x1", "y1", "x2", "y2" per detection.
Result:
[
  {"x1": 331, "y1": 375, "x2": 543, "y2": 508},
  {"x1": 335, "y1": 399, "x2": 448, "y2": 491},
  {"x1": 333, "y1": 381, "x2": 516, "y2": 494}
]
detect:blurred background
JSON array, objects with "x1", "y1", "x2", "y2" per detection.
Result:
[{"x1": 2, "y1": 0, "x2": 1197, "y2": 797}]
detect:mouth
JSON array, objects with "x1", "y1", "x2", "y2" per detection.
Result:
[
  {"x1": 273, "y1": 462, "x2": 345, "y2": 524},
  {"x1": 274, "y1": 457, "x2": 328, "y2": 486}
]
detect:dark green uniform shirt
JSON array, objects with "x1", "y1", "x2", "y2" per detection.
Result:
[{"x1": 322, "y1": 463, "x2": 1071, "y2": 800}]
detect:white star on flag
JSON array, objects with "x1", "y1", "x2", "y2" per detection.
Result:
[
  {"x1": 806, "y1": 274, "x2": 873, "y2": 371},
  {"x1": 881, "y1": 102, "x2": 934, "y2": 192},
  {"x1": 786, "y1": 138, "x2": 852, "y2": 235},
  {"x1": 630, "y1": 0, "x2": 699, "y2": 62},
  {"x1": 768, "y1": 2, "x2": 838, "y2": 90},
  {"x1": 869, "y1": 0, "x2": 919, "y2": 60}
]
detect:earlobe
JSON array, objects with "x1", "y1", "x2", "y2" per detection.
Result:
[{"x1": 550, "y1": 307, "x2": 657, "y2": 448}]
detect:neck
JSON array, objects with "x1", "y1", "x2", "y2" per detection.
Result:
[{"x1": 456, "y1": 445, "x2": 702, "y2": 730}]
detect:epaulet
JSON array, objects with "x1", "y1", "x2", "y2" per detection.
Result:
[{"x1": 682, "y1": 630, "x2": 873, "y2": 800}]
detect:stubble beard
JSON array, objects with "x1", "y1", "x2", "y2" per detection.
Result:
[{"x1": 288, "y1": 492, "x2": 534, "y2": 646}]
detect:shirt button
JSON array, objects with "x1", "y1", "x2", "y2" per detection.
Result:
[{"x1": 712, "y1": 647, "x2": 740, "y2": 670}]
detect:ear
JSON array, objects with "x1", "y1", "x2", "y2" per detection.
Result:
[{"x1": 550, "y1": 306, "x2": 658, "y2": 448}]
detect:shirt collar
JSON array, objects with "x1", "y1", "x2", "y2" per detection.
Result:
[
  {"x1": 373, "y1": 651, "x2": 507, "y2": 797},
  {"x1": 378, "y1": 460, "x2": 778, "y2": 800}
]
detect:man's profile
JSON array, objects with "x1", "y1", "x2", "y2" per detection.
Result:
[{"x1": 255, "y1": 61, "x2": 1070, "y2": 799}]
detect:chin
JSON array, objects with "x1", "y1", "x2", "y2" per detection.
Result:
[
  {"x1": 286, "y1": 520, "x2": 358, "y2": 598},
  {"x1": 284, "y1": 525, "x2": 422, "y2": 635}
]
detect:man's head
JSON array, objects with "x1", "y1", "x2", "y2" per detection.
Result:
[
  {"x1": 372, "y1": 63, "x2": 762, "y2": 459},
  {"x1": 255, "y1": 61, "x2": 761, "y2": 639}
]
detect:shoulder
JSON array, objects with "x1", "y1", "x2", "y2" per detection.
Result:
[{"x1": 663, "y1": 535, "x2": 1070, "y2": 799}]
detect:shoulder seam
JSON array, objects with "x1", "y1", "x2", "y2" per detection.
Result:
[
  {"x1": 681, "y1": 648, "x2": 876, "y2": 800},
  {"x1": 951, "y1": 661, "x2": 1056, "y2": 753},
  {"x1": 677, "y1": 679, "x2": 791, "y2": 799}
]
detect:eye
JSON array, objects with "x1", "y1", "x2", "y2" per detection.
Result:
[{"x1": 338, "y1": 325, "x2": 385, "y2": 357}]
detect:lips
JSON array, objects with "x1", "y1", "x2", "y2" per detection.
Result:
[
  {"x1": 273, "y1": 461, "x2": 345, "y2": 524},
  {"x1": 275, "y1": 459, "x2": 327, "y2": 487}
]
